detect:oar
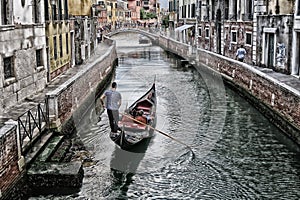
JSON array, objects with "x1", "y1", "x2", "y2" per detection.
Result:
[{"x1": 120, "y1": 113, "x2": 195, "y2": 158}]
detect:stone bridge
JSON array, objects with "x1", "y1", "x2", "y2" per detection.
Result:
[{"x1": 107, "y1": 28, "x2": 160, "y2": 45}]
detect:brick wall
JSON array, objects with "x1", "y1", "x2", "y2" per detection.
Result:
[{"x1": 0, "y1": 124, "x2": 22, "y2": 198}]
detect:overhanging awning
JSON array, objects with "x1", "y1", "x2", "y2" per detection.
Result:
[{"x1": 175, "y1": 24, "x2": 194, "y2": 32}]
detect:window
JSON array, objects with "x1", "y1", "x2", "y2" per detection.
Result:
[
  {"x1": 231, "y1": 31, "x2": 237, "y2": 43},
  {"x1": 53, "y1": 36, "x2": 57, "y2": 59},
  {"x1": 137, "y1": 1, "x2": 140, "y2": 6},
  {"x1": 33, "y1": 0, "x2": 40, "y2": 23},
  {"x1": 1, "y1": 0, "x2": 12, "y2": 25},
  {"x1": 198, "y1": 28, "x2": 202, "y2": 37},
  {"x1": 59, "y1": 35, "x2": 63, "y2": 57},
  {"x1": 298, "y1": 0, "x2": 300, "y2": 15},
  {"x1": 52, "y1": 4, "x2": 57, "y2": 20},
  {"x1": 246, "y1": 32, "x2": 252, "y2": 46},
  {"x1": 58, "y1": 0, "x2": 62, "y2": 20},
  {"x1": 205, "y1": 28, "x2": 210, "y2": 38},
  {"x1": 36, "y1": 49, "x2": 43, "y2": 67},
  {"x1": 3, "y1": 57, "x2": 14, "y2": 79},
  {"x1": 206, "y1": 0, "x2": 210, "y2": 20},
  {"x1": 66, "y1": 34, "x2": 69, "y2": 54},
  {"x1": 182, "y1": 5, "x2": 186, "y2": 18},
  {"x1": 64, "y1": 0, "x2": 69, "y2": 20},
  {"x1": 191, "y1": 3, "x2": 195, "y2": 18},
  {"x1": 45, "y1": 0, "x2": 49, "y2": 21}
]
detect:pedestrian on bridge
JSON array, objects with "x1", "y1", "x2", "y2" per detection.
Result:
[{"x1": 236, "y1": 45, "x2": 247, "y2": 62}]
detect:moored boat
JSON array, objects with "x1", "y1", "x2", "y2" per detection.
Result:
[{"x1": 110, "y1": 82, "x2": 156, "y2": 150}]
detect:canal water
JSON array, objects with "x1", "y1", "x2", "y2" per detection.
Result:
[{"x1": 31, "y1": 34, "x2": 300, "y2": 199}]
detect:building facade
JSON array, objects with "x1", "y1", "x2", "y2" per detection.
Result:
[
  {"x1": 128, "y1": 0, "x2": 142, "y2": 23},
  {"x1": 0, "y1": 0, "x2": 47, "y2": 113},
  {"x1": 95, "y1": 0, "x2": 108, "y2": 27},
  {"x1": 69, "y1": 0, "x2": 97, "y2": 65},
  {"x1": 171, "y1": 0, "x2": 299, "y2": 75},
  {"x1": 45, "y1": 0, "x2": 71, "y2": 81}
]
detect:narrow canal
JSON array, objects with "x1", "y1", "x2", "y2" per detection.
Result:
[{"x1": 32, "y1": 34, "x2": 300, "y2": 199}]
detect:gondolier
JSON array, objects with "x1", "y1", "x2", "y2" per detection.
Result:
[
  {"x1": 110, "y1": 82, "x2": 156, "y2": 150},
  {"x1": 101, "y1": 82, "x2": 122, "y2": 133}
]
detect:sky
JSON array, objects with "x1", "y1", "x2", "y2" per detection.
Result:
[{"x1": 159, "y1": 0, "x2": 168, "y2": 9}]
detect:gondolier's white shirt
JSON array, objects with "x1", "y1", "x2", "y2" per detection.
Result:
[{"x1": 104, "y1": 90, "x2": 122, "y2": 110}]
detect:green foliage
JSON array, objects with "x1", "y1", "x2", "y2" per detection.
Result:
[
  {"x1": 140, "y1": 9, "x2": 157, "y2": 20},
  {"x1": 162, "y1": 15, "x2": 169, "y2": 28}
]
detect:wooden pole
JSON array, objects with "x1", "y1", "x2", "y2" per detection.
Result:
[{"x1": 120, "y1": 113, "x2": 195, "y2": 156}]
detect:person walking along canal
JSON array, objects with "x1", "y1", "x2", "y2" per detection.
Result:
[
  {"x1": 236, "y1": 45, "x2": 247, "y2": 62},
  {"x1": 101, "y1": 82, "x2": 122, "y2": 133}
]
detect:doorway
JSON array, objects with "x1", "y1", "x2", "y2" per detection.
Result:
[
  {"x1": 70, "y1": 31, "x2": 75, "y2": 67},
  {"x1": 264, "y1": 32, "x2": 275, "y2": 68}
]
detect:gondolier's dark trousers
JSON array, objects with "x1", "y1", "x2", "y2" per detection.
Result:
[{"x1": 107, "y1": 109, "x2": 119, "y2": 133}]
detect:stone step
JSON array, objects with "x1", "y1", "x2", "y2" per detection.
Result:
[
  {"x1": 27, "y1": 161, "x2": 83, "y2": 193},
  {"x1": 50, "y1": 139, "x2": 72, "y2": 162},
  {"x1": 35, "y1": 135, "x2": 64, "y2": 162},
  {"x1": 24, "y1": 132, "x2": 54, "y2": 166}
]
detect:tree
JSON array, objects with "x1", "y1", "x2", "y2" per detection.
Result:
[{"x1": 162, "y1": 15, "x2": 169, "y2": 28}]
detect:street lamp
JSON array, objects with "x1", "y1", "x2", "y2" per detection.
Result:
[{"x1": 50, "y1": 0, "x2": 56, "y2": 6}]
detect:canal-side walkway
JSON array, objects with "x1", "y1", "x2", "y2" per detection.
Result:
[
  {"x1": 0, "y1": 42, "x2": 111, "y2": 127},
  {"x1": 254, "y1": 66, "x2": 300, "y2": 96}
]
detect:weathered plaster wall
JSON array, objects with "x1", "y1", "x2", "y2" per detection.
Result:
[
  {"x1": 46, "y1": 21, "x2": 71, "y2": 80},
  {"x1": 68, "y1": 0, "x2": 92, "y2": 16}
]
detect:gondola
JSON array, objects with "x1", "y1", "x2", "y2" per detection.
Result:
[{"x1": 110, "y1": 82, "x2": 156, "y2": 150}]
